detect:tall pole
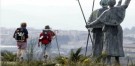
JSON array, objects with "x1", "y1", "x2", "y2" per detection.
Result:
[
  {"x1": 55, "y1": 31, "x2": 61, "y2": 56},
  {"x1": 77, "y1": 0, "x2": 87, "y2": 24},
  {"x1": 90, "y1": 0, "x2": 95, "y2": 56},
  {"x1": 77, "y1": 0, "x2": 95, "y2": 56}
]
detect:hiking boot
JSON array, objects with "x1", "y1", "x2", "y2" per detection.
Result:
[
  {"x1": 43, "y1": 55, "x2": 48, "y2": 63},
  {"x1": 44, "y1": 55, "x2": 48, "y2": 59}
]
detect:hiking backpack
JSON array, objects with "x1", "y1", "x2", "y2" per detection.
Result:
[
  {"x1": 39, "y1": 30, "x2": 55, "y2": 44},
  {"x1": 14, "y1": 28, "x2": 26, "y2": 42}
]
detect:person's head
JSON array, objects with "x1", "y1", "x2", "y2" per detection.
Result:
[
  {"x1": 21, "y1": 22, "x2": 27, "y2": 28},
  {"x1": 45, "y1": 25, "x2": 51, "y2": 29},
  {"x1": 107, "y1": 0, "x2": 116, "y2": 7},
  {"x1": 100, "y1": 0, "x2": 108, "y2": 7}
]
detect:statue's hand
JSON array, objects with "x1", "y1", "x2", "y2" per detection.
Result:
[
  {"x1": 86, "y1": 21, "x2": 99, "y2": 28},
  {"x1": 85, "y1": 24, "x2": 90, "y2": 29},
  {"x1": 85, "y1": 22, "x2": 91, "y2": 28},
  {"x1": 86, "y1": 21, "x2": 96, "y2": 28},
  {"x1": 117, "y1": 0, "x2": 122, "y2": 6}
]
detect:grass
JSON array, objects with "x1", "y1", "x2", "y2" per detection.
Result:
[
  {"x1": 1, "y1": 48, "x2": 135, "y2": 66},
  {"x1": 1, "y1": 61, "x2": 56, "y2": 66}
]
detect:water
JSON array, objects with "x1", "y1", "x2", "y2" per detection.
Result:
[{"x1": 1, "y1": 45, "x2": 17, "y2": 52}]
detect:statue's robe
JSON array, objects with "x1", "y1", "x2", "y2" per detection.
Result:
[
  {"x1": 88, "y1": 7, "x2": 108, "y2": 57},
  {"x1": 89, "y1": 2, "x2": 131, "y2": 56}
]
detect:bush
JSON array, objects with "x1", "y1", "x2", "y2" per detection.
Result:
[{"x1": 1, "y1": 50, "x2": 16, "y2": 61}]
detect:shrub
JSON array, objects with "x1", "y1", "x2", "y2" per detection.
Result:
[{"x1": 1, "y1": 50, "x2": 16, "y2": 61}]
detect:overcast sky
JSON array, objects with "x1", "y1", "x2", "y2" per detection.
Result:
[{"x1": 1, "y1": 0, "x2": 135, "y2": 30}]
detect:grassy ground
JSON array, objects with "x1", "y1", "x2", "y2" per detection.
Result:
[
  {"x1": 1, "y1": 61, "x2": 135, "y2": 66},
  {"x1": 1, "y1": 48, "x2": 135, "y2": 66}
]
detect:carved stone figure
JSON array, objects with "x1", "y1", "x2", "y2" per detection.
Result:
[
  {"x1": 87, "y1": 0, "x2": 108, "y2": 57},
  {"x1": 86, "y1": 0, "x2": 131, "y2": 65}
]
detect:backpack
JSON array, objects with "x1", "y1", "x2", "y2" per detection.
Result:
[
  {"x1": 14, "y1": 28, "x2": 26, "y2": 42},
  {"x1": 39, "y1": 30, "x2": 54, "y2": 44}
]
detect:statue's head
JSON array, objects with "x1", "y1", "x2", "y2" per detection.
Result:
[
  {"x1": 107, "y1": 0, "x2": 116, "y2": 7},
  {"x1": 100, "y1": 0, "x2": 108, "y2": 7}
]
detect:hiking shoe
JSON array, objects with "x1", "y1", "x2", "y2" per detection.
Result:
[
  {"x1": 43, "y1": 55, "x2": 48, "y2": 63},
  {"x1": 43, "y1": 55, "x2": 48, "y2": 59}
]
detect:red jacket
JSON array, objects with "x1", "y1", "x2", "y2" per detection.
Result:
[{"x1": 39, "y1": 30, "x2": 55, "y2": 44}]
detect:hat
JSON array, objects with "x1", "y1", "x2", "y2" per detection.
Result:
[{"x1": 45, "y1": 25, "x2": 50, "y2": 29}]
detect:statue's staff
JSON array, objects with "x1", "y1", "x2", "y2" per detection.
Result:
[{"x1": 77, "y1": 0, "x2": 95, "y2": 56}]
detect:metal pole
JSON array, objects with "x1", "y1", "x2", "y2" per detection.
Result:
[
  {"x1": 77, "y1": 0, "x2": 87, "y2": 24},
  {"x1": 55, "y1": 32, "x2": 61, "y2": 56},
  {"x1": 77, "y1": 0, "x2": 94, "y2": 56},
  {"x1": 92, "y1": 0, "x2": 95, "y2": 12},
  {"x1": 88, "y1": 0, "x2": 95, "y2": 56},
  {"x1": 85, "y1": 30, "x2": 91, "y2": 56}
]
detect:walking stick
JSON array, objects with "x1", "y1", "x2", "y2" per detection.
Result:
[
  {"x1": 77, "y1": 0, "x2": 95, "y2": 56},
  {"x1": 55, "y1": 31, "x2": 61, "y2": 56}
]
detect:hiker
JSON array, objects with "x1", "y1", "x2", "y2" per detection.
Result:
[
  {"x1": 38, "y1": 25, "x2": 55, "y2": 61},
  {"x1": 13, "y1": 22, "x2": 28, "y2": 61},
  {"x1": 87, "y1": 0, "x2": 108, "y2": 58},
  {"x1": 86, "y1": 0, "x2": 131, "y2": 65}
]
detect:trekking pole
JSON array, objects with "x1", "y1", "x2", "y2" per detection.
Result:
[
  {"x1": 55, "y1": 30, "x2": 61, "y2": 56},
  {"x1": 77, "y1": 0, "x2": 94, "y2": 56}
]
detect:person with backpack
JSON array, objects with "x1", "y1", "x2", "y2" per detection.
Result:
[
  {"x1": 38, "y1": 25, "x2": 55, "y2": 61},
  {"x1": 13, "y1": 22, "x2": 28, "y2": 61}
]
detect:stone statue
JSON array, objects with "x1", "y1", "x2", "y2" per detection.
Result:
[
  {"x1": 87, "y1": 0, "x2": 108, "y2": 58},
  {"x1": 86, "y1": 0, "x2": 131, "y2": 65}
]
